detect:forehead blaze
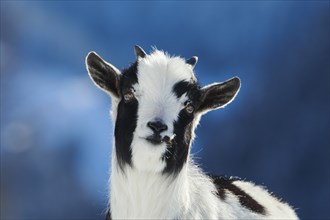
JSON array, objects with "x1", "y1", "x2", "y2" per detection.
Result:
[{"x1": 136, "y1": 51, "x2": 196, "y2": 91}]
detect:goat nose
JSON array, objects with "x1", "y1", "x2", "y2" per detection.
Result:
[{"x1": 147, "y1": 120, "x2": 168, "y2": 133}]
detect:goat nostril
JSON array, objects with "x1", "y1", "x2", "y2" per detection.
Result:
[
  {"x1": 160, "y1": 124, "x2": 168, "y2": 132},
  {"x1": 147, "y1": 121, "x2": 168, "y2": 133}
]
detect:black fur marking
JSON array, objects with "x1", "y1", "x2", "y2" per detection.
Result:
[
  {"x1": 162, "y1": 111, "x2": 194, "y2": 174},
  {"x1": 105, "y1": 210, "x2": 111, "y2": 220},
  {"x1": 210, "y1": 175, "x2": 267, "y2": 215},
  {"x1": 173, "y1": 80, "x2": 198, "y2": 98},
  {"x1": 163, "y1": 81, "x2": 201, "y2": 175},
  {"x1": 114, "y1": 62, "x2": 139, "y2": 170}
]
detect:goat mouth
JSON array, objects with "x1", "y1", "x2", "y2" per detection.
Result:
[
  {"x1": 145, "y1": 134, "x2": 175, "y2": 145},
  {"x1": 146, "y1": 135, "x2": 163, "y2": 145}
]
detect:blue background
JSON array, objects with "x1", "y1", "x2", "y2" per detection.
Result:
[{"x1": 1, "y1": 1, "x2": 329, "y2": 219}]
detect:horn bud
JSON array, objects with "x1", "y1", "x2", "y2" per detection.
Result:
[
  {"x1": 186, "y1": 56, "x2": 198, "y2": 68},
  {"x1": 134, "y1": 45, "x2": 147, "y2": 59}
]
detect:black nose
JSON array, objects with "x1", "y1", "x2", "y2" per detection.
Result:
[{"x1": 147, "y1": 120, "x2": 168, "y2": 133}]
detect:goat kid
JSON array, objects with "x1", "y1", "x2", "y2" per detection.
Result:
[{"x1": 86, "y1": 46, "x2": 298, "y2": 219}]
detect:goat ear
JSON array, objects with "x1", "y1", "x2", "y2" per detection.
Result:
[
  {"x1": 198, "y1": 77, "x2": 240, "y2": 113},
  {"x1": 86, "y1": 51, "x2": 121, "y2": 97}
]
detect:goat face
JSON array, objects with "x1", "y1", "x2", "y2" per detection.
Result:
[{"x1": 86, "y1": 46, "x2": 240, "y2": 174}]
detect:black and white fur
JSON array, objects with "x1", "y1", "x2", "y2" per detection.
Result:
[{"x1": 86, "y1": 46, "x2": 298, "y2": 219}]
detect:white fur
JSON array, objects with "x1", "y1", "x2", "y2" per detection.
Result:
[
  {"x1": 130, "y1": 51, "x2": 194, "y2": 172},
  {"x1": 110, "y1": 159, "x2": 298, "y2": 219},
  {"x1": 100, "y1": 50, "x2": 298, "y2": 219}
]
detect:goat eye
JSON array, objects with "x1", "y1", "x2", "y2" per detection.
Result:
[
  {"x1": 185, "y1": 104, "x2": 194, "y2": 114},
  {"x1": 123, "y1": 91, "x2": 135, "y2": 102}
]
